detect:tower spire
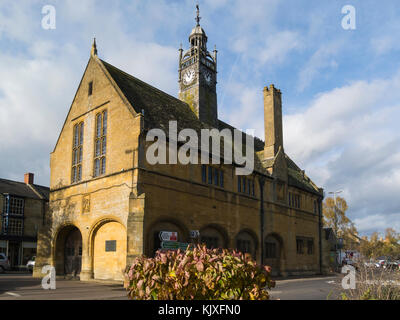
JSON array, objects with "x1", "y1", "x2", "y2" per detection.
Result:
[{"x1": 195, "y1": 3, "x2": 201, "y2": 26}]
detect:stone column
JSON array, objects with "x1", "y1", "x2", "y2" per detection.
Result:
[{"x1": 79, "y1": 232, "x2": 93, "y2": 281}]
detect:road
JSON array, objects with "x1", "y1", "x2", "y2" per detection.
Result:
[
  {"x1": 270, "y1": 275, "x2": 343, "y2": 300},
  {"x1": 0, "y1": 273, "x2": 342, "y2": 300}
]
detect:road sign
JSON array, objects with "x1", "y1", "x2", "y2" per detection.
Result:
[
  {"x1": 161, "y1": 241, "x2": 190, "y2": 251},
  {"x1": 159, "y1": 231, "x2": 178, "y2": 242},
  {"x1": 190, "y1": 230, "x2": 200, "y2": 238}
]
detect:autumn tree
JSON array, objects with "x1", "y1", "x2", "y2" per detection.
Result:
[
  {"x1": 323, "y1": 196, "x2": 359, "y2": 250},
  {"x1": 359, "y1": 229, "x2": 400, "y2": 259}
]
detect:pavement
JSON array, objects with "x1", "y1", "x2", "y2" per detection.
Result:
[
  {"x1": 0, "y1": 273, "x2": 128, "y2": 300},
  {"x1": 0, "y1": 272, "x2": 343, "y2": 300}
]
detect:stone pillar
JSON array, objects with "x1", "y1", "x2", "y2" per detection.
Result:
[
  {"x1": 80, "y1": 230, "x2": 93, "y2": 281},
  {"x1": 126, "y1": 193, "x2": 145, "y2": 267}
]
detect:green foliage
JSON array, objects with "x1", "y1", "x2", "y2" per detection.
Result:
[{"x1": 125, "y1": 244, "x2": 275, "y2": 300}]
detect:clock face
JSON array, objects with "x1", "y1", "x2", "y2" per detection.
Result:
[
  {"x1": 183, "y1": 68, "x2": 195, "y2": 85},
  {"x1": 203, "y1": 70, "x2": 212, "y2": 84}
]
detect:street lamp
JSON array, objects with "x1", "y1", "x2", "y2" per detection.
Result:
[{"x1": 328, "y1": 190, "x2": 343, "y2": 271}]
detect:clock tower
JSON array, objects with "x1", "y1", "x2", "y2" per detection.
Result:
[{"x1": 178, "y1": 4, "x2": 218, "y2": 127}]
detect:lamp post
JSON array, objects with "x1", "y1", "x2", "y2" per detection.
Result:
[{"x1": 329, "y1": 190, "x2": 343, "y2": 271}]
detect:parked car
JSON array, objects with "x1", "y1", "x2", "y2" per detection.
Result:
[
  {"x1": 0, "y1": 253, "x2": 11, "y2": 273},
  {"x1": 26, "y1": 256, "x2": 36, "y2": 272},
  {"x1": 383, "y1": 260, "x2": 399, "y2": 271},
  {"x1": 364, "y1": 260, "x2": 380, "y2": 268}
]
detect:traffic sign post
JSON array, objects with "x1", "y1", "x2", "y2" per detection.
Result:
[
  {"x1": 159, "y1": 231, "x2": 178, "y2": 242},
  {"x1": 161, "y1": 241, "x2": 191, "y2": 251}
]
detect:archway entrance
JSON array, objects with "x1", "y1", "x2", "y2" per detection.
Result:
[
  {"x1": 264, "y1": 234, "x2": 283, "y2": 276},
  {"x1": 93, "y1": 221, "x2": 127, "y2": 281},
  {"x1": 54, "y1": 225, "x2": 82, "y2": 278},
  {"x1": 200, "y1": 225, "x2": 227, "y2": 249},
  {"x1": 235, "y1": 230, "x2": 257, "y2": 259}
]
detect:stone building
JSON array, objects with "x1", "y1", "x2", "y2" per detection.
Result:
[
  {"x1": 34, "y1": 8, "x2": 324, "y2": 281},
  {"x1": 0, "y1": 173, "x2": 49, "y2": 269}
]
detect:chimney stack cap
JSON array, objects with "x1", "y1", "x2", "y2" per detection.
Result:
[{"x1": 24, "y1": 173, "x2": 34, "y2": 185}]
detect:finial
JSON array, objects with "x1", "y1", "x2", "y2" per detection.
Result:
[
  {"x1": 195, "y1": 2, "x2": 201, "y2": 26},
  {"x1": 91, "y1": 37, "x2": 98, "y2": 56}
]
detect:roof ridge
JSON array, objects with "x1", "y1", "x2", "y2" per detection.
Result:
[{"x1": 0, "y1": 177, "x2": 49, "y2": 189}]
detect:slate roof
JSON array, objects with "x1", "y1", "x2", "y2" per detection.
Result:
[
  {"x1": 102, "y1": 60, "x2": 210, "y2": 134},
  {"x1": 0, "y1": 178, "x2": 49, "y2": 201},
  {"x1": 100, "y1": 59, "x2": 322, "y2": 195},
  {"x1": 285, "y1": 155, "x2": 322, "y2": 195}
]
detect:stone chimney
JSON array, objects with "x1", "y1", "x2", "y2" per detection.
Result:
[
  {"x1": 263, "y1": 84, "x2": 284, "y2": 159},
  {"x1": 24, "y1": 173, "x2": 34, "y2": 185}
]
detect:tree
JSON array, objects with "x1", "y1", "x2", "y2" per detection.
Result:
[
  {"x1": 359, "y1": 229, "x2": 400, "y2": 259},
  {"x1": 323, "y1": 196, "x2": 358, "y2": 250}
]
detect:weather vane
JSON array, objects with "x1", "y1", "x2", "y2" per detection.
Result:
[{"x1": 195, "y1": 2, "x2": 201, "y2": 26}]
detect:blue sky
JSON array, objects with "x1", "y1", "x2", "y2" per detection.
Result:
[{"x1": 0, "y1": 0, "x2": 399, "y2": 236}]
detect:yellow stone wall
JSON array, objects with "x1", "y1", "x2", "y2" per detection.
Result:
[{"x1": 93, "y1": 221, "x2": 127, "y2": 280}]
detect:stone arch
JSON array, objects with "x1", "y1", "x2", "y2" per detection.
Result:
[
  {"x1": 235, "y1": 229, "x2": 259, "y2": 258},
  {"x1": 145, "y1": 217, "x2": 189, "y2": 257},
  {"x1": 53, "y1": 223, "x2": 83, "y2": 277},
  {"x1": 199, "y1": 224, "x2": 229, "y2": 249},
  {"x1": 89, "y1": 217, "x2": 127, "y2": 281},
  {"x1": 264, "y1": 233, "x2": 285, "y2": 276}
]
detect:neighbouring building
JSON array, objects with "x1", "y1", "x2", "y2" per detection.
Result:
[
  {"x1": 0, "y1": 173, "x2": 49, "y2": 269},
  {"x1": 34, "y1": 7, "x2": 324, "y2": 281}
]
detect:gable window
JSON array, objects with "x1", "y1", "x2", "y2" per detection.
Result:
[
  {"x1": 72, "y1": 122, "x2": 84, "y2": 183},
  {"x1": 94, "y1": 110, "x2": 107, "y2": 177},
  {"x1": 88, "y1": 81, "x2": 93, "y2": 96}
]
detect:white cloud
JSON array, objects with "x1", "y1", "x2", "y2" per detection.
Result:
[
  {"x1": 354, "y1": 213, "x2": 400, "y2": 235},
  {"x1": 297, "y1": 41, "x2": 342, "y2": 92},
  {"x1": 283, "y1": 71, "x2": 400, "y2": 234}
]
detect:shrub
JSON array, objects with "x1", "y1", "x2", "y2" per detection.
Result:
[
  {"x1": 340, "y1": 260, "x2": 400, "y2": 300},
  {"x1": 125, "y1": 244, "x2": 275, "y2": 300}
]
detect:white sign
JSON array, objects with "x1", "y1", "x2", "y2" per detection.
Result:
[
  {"x1": 159, "y1": 231, "x2": 178, "y2": 242},
  {"x1": 190, "y1": 230, "x2": 200, "y2": 238}
]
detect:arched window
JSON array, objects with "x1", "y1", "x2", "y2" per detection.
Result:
[
  {"x1": 265, "y1": 235, "x2": 280, "y2": 259},
  {"x1": 94, "y1": 110, "x2": 107, "y2": 177},
  {"x1": 72, "y1": 121, "x2": 84, "y2": 183},
  {"x1": 236, "y1": 231, "x2": 256, "y2": 257},
  {"x1": 200, "y1": 226, "x2": 226, "y2": 249}
]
